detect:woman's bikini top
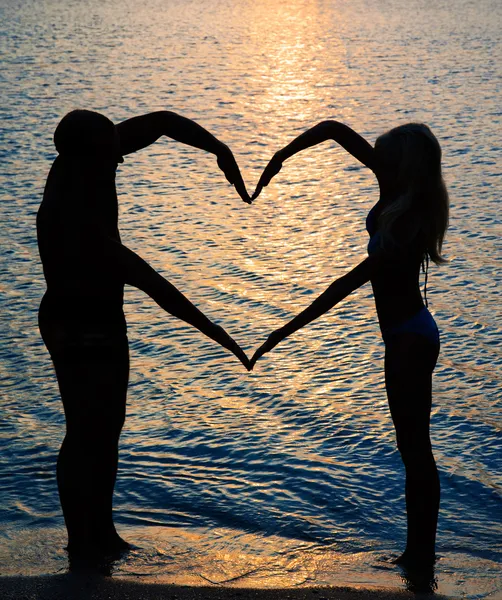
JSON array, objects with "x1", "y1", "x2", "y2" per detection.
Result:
[
  {"x1": 365, "y1": 204, "x2": 381, "y2": 255},
  {"x1": 366, "y1": 203, "x2": 429, "y2": 314}
]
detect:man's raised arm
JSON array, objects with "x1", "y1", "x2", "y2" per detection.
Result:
[{"x1": 116, "y1": 111, "x2": 250, "y2": 203}]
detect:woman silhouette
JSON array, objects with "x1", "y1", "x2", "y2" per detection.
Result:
[
  {"x1": 250, "y1": 121, "x2": 449, "y2": 568},
  {"x1": 38, "y1": 109, "x2": 250, "y2": 557}
]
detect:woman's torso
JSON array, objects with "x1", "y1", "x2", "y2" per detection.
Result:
[{"x1": 366, "y1": 200, "x2": 426, "y2": 334}]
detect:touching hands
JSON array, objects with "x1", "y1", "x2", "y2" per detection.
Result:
[
  {"x1": 211, "y1": 322, "x2": 287, "y2": 372},
  {"x1": 213, "y1": 325, "x2": 286, "y2": 372},
  {"x1": 216, "y1": 143, "x2": 285, "y2": 204}
]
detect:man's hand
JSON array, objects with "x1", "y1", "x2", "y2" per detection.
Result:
[
  {"x1": 212, "y1": 324, "x2": 251, "y2": 371},
  {"x1": 217, "y1": 146, "x2": 251, "y2": 204}
]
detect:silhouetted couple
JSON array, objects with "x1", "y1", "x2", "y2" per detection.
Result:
[{"x1": 38, "y1": 109, "x2": 448, "y2": 570}]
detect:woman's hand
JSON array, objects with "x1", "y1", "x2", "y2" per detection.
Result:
[
  {"x1": 252, "y1": 153, "x2": 283, "y2": 201},
  {"x1": 249, "y1": 328, "x2": 285, "y2": 370},
  {"x1": 216, "y1": 145, "x2": 251, "y2": 204}
]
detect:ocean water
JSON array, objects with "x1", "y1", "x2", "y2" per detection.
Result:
[{"x1": 1, "y1": 0, "x2": 501, "y2": 596}]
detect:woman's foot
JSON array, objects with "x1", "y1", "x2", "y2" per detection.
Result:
[
  {"x1": 392, "y1": 551, "x2": 438, "y2": 594},
  {"x1": 101, "y1": 535, "x2": 131, "y2": 557}
]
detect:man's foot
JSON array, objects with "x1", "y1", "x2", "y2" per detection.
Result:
[
  {"x1": 67, "y1": 532, "x2": 132, "y2": 561},
  {"x1": 392, "y1": 549, "x2": 437, "y2": 568}
]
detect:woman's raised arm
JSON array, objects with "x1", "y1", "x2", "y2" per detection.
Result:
[
  {"x1": 116, "y1": 111, "x2": 250, "y2": 203},
  {"x1": 252, "y1": 121, "x2": 377, "y2": 199}
]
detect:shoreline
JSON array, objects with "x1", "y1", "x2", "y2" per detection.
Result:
[{"x1": 0, "y1": 574, "x2": 454, "y2": 600}]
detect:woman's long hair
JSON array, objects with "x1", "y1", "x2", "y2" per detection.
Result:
[{"x1": 375, "y1": 123, "x2": 449, "y2": 265}]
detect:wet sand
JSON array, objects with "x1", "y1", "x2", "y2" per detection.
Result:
[{"x1": 0, "y1": 574, "x2": 453, "y2": 600}]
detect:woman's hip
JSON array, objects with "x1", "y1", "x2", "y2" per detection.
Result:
[{"x1": 382, "y1": 307, "x2": 440, "y2": 348}]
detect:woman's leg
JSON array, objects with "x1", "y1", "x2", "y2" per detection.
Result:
[
  {"x1": 46, "y1": 333, "x2": 130, "y2": 555},
  {"x1": 384, "y1": 333, "x2": 440, "y2": 566}
]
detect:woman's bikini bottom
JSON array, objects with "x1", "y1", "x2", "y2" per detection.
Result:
[{"x1": 381, "y1": 307, "x2": 440, "y2": 346}]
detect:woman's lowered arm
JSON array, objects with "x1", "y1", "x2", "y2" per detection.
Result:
[
  {"x1": 250, "y1": 253, "x2": 382, "y2": 369},
  {"x1": 252, "y1": 121, "x2": 377, "y2": 199},
  {"x1": 116, "y1": 111, "x2": 250, "y2": 203}
]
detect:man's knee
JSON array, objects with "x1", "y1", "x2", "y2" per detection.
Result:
[
  {"x1": 66, "y1": 412, "x2": 125, "y2": 446},
  {"x1": 397, "y1": 440, "x2": 435, "y2": 468}
]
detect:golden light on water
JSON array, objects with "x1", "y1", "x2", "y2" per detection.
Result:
[{"x1": 249, "y1": 3, "x2": 321, "y2": 113}]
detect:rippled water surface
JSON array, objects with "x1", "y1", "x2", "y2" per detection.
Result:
[{"x1": 1, "y1": 0, "x2": 501, "y2": 597}]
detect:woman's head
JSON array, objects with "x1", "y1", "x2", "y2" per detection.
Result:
[
  {"x1": 54, "y1": 110, "x2": 122, "y2": 167},
  {"x1": 375, "y1": 123, "x2": 441, "y2": 190},
  {"x1": 374, "y1": 123, "x2": 449, "y2": 264}
]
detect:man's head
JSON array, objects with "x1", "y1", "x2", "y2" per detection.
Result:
[{"x1": 54, "y1": 110, "x2": 123, "y2": 166}]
